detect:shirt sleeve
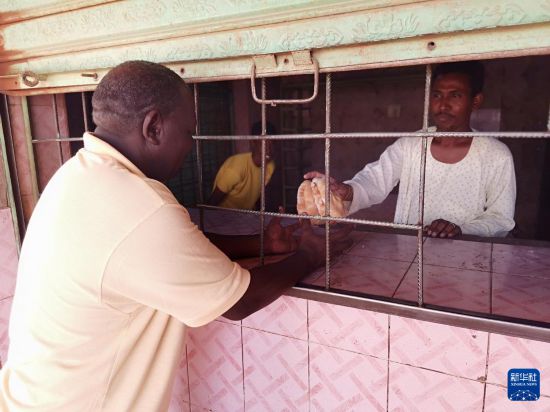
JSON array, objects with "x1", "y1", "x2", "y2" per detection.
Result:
[
  {"x1": 345, "y1": 138, "x2": 405, "y2": 215},
  {"x1": 460, "y1": 143, "x2": 517, "y2": 237},
  {"x1": 102, "y1": 204, "x2": 250, "y2": 327}
]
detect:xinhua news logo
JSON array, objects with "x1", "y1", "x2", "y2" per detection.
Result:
[{"x1": 508, "y1": 369, "x2": 540, "y2": 401}]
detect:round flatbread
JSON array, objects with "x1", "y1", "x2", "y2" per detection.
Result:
[{"x1": 296, "y1": 177, "x2": 346, "y2": 225}]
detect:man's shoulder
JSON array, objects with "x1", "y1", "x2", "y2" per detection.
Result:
[{"x1": 475, "y1": 136, "x2": 513, "y2": 160}]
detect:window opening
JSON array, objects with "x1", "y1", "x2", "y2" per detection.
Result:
[{"x1": 193, "y1": 55, "x2": 550, "y2": 332}]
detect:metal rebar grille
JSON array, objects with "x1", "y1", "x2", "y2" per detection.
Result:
[{"x1": 193, "y1": 62, "x2": 550, "y2": 312}]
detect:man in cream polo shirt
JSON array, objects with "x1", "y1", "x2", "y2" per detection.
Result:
[{"x1": 0, "y1": 61, "x2": 349, "y2": 411}]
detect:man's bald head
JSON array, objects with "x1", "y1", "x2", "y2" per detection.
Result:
[{"x1": 92, "y1": 60, "x2": 190, "y2": 132}]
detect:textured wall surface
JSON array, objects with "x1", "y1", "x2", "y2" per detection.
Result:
[
  {"x1": 0, "y1": 207, "x2": 18, "y2": 366},
  {"x1": 170, "y1": 297, "x2": 550, "y2": 411}
]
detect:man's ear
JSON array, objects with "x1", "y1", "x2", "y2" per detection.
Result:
[
  {"x1": 472, "y1": 93, "x2": 484, "y2": 111},
  {"x1": 142, "y1": 110, "x2": 162, "y2": 145}
]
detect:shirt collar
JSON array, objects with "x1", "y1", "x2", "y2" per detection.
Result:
[{"x1": 83, "y1": 132, "x2": 145, "y2": 178}]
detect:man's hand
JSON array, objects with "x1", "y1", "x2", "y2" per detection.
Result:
[
  {"x1": 303, "y1": 171, "x2": 353, "y2": 201},
  {"x1": 297, "y1": 219, "x2": 354, "y2": 268},
  {"x1": 424, "y1": 219, "x2": 462, "y2": 238},
  {"x1": 264, "y1": 207, "x2": 301, "y2": 254}
]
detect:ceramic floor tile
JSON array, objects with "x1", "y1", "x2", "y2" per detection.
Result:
[
  {"x1": 308, "y1": 301, "x2": 388, "y2": 358},
  {"x1": 169, "y1": 347, "x2": 190, "y2": 411},
  {"x1": 305, "y1": 255, "x2": 411, "y2": 298},
  {"x1": 484, "y1": 384, "x2": 550, "y2": 411},
  {"x1": 423, "y1": 237, "x2": 491, "y2": 272},
  {"x1": 487, "y1": 334, "x2": 550, "y2": 396},
  {"x1": 390, "y1": 316, "x2": 488, "y2": 380},
  {"x1": 492, "y1": 244, "x2": 550, "y2": 279},
  {"x1": 346, "y1": 232, "x2": 418, "y2": 263},
  {"x1": 388, "y1": 362, "x2": 484, "y2": 412},
  {"x1": 0, "y1": 297, "x2": 13, "y2": 365},
  {"x1": 492, "y1": 274, "x2": 550, "y2": 323},
  {"x1": 187, "y1": 321, "x2": 244, "y2": 411},
  {"x1": 309, "y1": 343, "x2": 387, "y2": 412},
  {"x1": 242, "y1": 296, "x2": 307, "y2": 340},
  {"x1": 243, "y1": 328, "x2": 308, "y2": 411},
  {"x1": 0, "y1": 209, "x2": 18, "y2": 300},
  {"x1": 394, "y1": 264, "x2": 490, "y2": 314}
]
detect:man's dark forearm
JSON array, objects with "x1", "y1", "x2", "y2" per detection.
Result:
[
  {"x1": 206, "y1": 233, "x2": 262, "y2": 259},
  {"x1": 222, "y1": 249, "x2": 317, "y2": 320}
]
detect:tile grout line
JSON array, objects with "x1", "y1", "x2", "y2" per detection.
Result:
[
  {"x1": 240, "y1": 321, "x2": 246, "y2": 412},
  {"x1": 386, "y1": 315, "x2": 391, "y2": 412},
  {"x1": 307, "y1": 299, "x2": 311, "y2": 412},
  {"x1": 184, "y1": 342, "x2": 191, "y2": 409},
  {"x1": 489, "y1": 243, "x2": 493, "y2": 315},
  {"x1": 391, "y1": 258, "x2": 416, "y2": 298},
  {"x1": 481, "y1": 333, "x2": 491, "y2": 412}
]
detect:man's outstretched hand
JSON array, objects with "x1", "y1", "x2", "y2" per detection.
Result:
[
  {"x1": 424, "y1": 219, "x2": 462, "y2": 238},
  {"x1": 265, "y1": 206, "x2": 353, "y2": 264},
  {"x1": 264, "y1": 207, "x2": 301, "y2": 254},
  {"x1": 297, "y1": 218, "x2": 354, "y2": 268}
]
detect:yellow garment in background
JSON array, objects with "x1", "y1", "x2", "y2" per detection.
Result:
[{"x1": 213, "y1": 152, "x2": 275, "y2": 209}]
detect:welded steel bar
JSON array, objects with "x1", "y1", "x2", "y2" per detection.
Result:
[
  {"x1": 194, "y1": 84, "x2": 204, "y2": 231},
  {"x1": 417, "y1": 65, "x2": 432, "y2": 307},
  {"x1": 81, "y1": 92, "x2": 89, "y2": 132},
  {"x1": 21, "y1": 97, "x2": 39, "y2": 204},
  {"x1": 52, "y1": 94, "x2": 64, "y2": 166},
  {"x1": 196, "y1": 203, "x2": 420, "y2": 230},
  {"x1": 324, "y1": 73, "x2": 332, "y2": 291},
  {"x1": 194, "y1": 131, "x2": 550, "y2": 141},
  {"x1": 260, "y1": 78, "x2": 266, "y2": 265},
  {"x1": 31, "y1": 137, "x2": 84, "y2": 143}
]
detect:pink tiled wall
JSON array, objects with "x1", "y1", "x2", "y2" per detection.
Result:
[
  {"x1": 0, "y1": 208, "x2": 18, "y2": 366},
  {"x1": 179, "y1": 296, "x2": 550, "y2": 411}
]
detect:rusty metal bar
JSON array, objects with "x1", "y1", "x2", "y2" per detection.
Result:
[
  {"x1": 417, "y1": 64, "x2": 432, "y2": 307},
  {"x1": 260, "y1": 78, "x2": 267, "y2": 265},
  {"x1": 32, "y1": 137, "x2": 84, "y2": 143},
  {"x1": 251, "y1": 60, "x2": 319, "y2": 105},
  {"x1": 324, "y1": 73, "x2": 332, "y2": 291},
  {"x1": 196, "y1": 204, "x2": 420, "y2": 231},
  {"x1": 81, "y1": 92, "x2": 90, "y2": 132},
  {"x1": 194, "y1": 131, "x2": 550, "y2": 141},
  {"x1": 21, "y1": 97, "x2": 39, "y2": 205},
  {"x1": 194, "y1": 84, "x2": 204, "y2": 231},
  {"x1": 52, "y1": 94, "x2": 64, "y2": 166}
]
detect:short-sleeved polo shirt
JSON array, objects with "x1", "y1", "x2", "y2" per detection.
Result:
[{"x1": 0, "y1": 133, "x2": 250, "y2": 411}]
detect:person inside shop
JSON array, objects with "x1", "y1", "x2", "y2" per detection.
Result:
[
  {"x1": 209, "y1": 121, "x2": 276, "y2": 210},
  {"x1": 0, "y1": 60, "x2": 351, "y2": 411},
  {"x1": 305, "y1": 60, "x2": 516, "y2": 238}
]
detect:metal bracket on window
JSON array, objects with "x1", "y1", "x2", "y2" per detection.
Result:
[
  {"x1": 21, "y1": 71, "x2": 46, "y2": 88},
  {"x1": 250, "y1": 57, "x2": 319, "y2": 106}
]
